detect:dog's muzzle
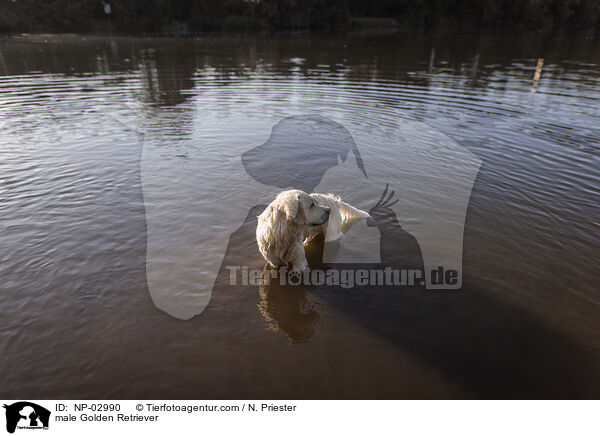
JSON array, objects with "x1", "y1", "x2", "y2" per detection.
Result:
[{"x1": 313, "y1": 207, "x2": 331, "y2": 226}]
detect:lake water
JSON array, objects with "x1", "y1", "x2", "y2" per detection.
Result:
[{"x1": 0, "y1": 33, "x2": 599, "y2": 399}]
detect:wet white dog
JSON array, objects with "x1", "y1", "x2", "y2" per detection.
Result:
[{"x1": 256, "y1": 189, "x2": 370, "y2": 272}]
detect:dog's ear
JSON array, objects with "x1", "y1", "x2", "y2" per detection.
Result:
[
  {"x1": 275, "y1": 191, "x2": 300, "y2": 221},
  {"x1": 282, "y1": 192, "x2": 300, "y2": 221}
]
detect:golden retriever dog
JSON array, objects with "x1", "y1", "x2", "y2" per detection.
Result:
[{"x1": 256, "y1": 189, "x2": 370, "y2": 272}]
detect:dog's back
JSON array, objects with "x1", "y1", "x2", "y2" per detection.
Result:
[
  {"x1": 311, "y1": 193, "x2": 369, "y2": 221},
  {"x1": 309, "y1": 193, "x2": 369, "y2": 241}
]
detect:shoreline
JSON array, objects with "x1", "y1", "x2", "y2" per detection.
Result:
[{"x1": 1, "y1": 28, "x2": 598, "y2": 41}]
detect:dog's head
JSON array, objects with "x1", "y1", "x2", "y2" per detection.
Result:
[{"x1": 273, "y1": 189, "x2": 330, "y2": 226}]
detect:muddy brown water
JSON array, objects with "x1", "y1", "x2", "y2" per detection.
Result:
[{"x1": 0, "y1": 33, "x2": 599, "y2": 399}]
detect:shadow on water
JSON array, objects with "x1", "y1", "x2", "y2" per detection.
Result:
[
  {"x1": 215, "y1": 201, "x2": 599, "y2": 399},
  {"x1": 209, "y1": 108, "x2": 600, "y2": 399},
  {"x1": 216, "y1": 108, "x2": 598, "y2": 398}
]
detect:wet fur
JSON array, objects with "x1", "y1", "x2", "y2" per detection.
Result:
[{"x1": 256, "y1": 189, "x2": 369, "y2": 272}]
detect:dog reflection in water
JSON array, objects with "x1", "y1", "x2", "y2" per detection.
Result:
[
  {"x1": 258, "y1": 264, "x2": 326, "y2": 344},
  {"x1": 257, "y1": 232, "x2": 332, "y2": 344}
]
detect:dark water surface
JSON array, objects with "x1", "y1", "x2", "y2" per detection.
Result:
[{"x1": 1, "y1": 34, "x2": 599, "y2": 399}]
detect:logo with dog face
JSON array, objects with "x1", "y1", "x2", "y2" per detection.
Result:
[
  {"x1": 3, "y1": 402, "x2": 50, "y2": 434},
  {"x1": 141, "y1": 114, "x2": 481, "y2": 319}
]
